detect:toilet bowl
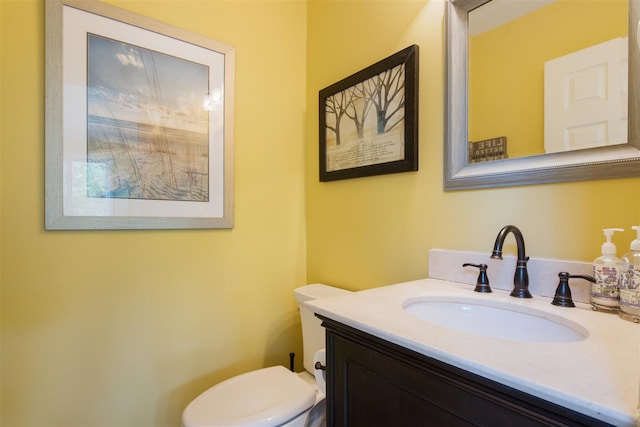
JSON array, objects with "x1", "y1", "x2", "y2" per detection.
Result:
[
  {"x1": 182, "y1": 284, "x2": 350, "y2": 427},
  {"x1": 182, "y1": 366, "x2": 318, "y2": 427}
]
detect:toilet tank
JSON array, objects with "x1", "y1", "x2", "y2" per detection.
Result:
[{"x1": 294, "y1": 284, "x2": 351, "y2": 373}]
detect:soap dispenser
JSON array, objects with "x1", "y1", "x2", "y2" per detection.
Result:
[
  {"x1": 620, "y1": 226, "x2": 640, "y2": 322},
  {"x1": 592, "y1": 228, "x2": 624, "y2": 311}
]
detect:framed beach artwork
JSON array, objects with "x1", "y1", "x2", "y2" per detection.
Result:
[
  {"x1": 319, "y1": 45, "x2": 419, "y2": 182},
  {"x1": 45, "y1": 0, "x2": 235, "y2": 229}
]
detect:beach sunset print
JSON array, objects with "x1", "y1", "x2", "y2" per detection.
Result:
[{"x1": 87, "y1": 34, "x2": 210, "y2": 202}]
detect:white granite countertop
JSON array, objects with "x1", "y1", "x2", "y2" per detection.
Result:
[{"x1": 305, "y1": 278, "x2": 640, "y2": 426}]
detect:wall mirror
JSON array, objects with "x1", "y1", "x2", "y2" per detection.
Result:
[{"x1": 445, "y1": 0, "x2": 640, "y2": 190}]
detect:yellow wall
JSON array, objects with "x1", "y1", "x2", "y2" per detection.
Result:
[
  {"x1": 469, "y1": 0, "x2": 627, "y2": 157},
  {"x1": 1, "y1": 1, "x2": 307, "y2": 426},
  {"x1": 305, "y1": 0, "x2": 640, "y2": 292},
  {"x1": 2, "y1": 1, "x2": 640, "y2": 426}
]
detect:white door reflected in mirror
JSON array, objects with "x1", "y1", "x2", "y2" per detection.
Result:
[{"x1": 544, "y1": 37, "x2": 628, "y2": 153}]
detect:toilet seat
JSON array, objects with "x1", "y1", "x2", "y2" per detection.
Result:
[{"x1": 182, "y1": 366, "x2": 316, "y2": 427}]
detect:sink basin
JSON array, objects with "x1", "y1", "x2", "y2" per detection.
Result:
[{"x1": 404, "y1": 297, "x2": 587, "y2": 343}]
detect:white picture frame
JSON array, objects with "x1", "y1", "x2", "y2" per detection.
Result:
[{"x1": 45, "y1": 0, "x2": 235, "y2": 229}]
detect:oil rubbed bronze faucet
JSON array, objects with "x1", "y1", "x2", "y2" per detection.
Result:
[{"x1": 491, "y1": 225, "x2": 532, "y2": 298}]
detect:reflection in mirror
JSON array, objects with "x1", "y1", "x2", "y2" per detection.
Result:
[
  {"x1": 445, "y1": 0, "x2": 640, "y2": 190},
  {"x1": 469, "y1": 0, "x2": 627, "y2": 160}
]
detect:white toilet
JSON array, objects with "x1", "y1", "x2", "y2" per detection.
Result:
[{"x1": 182, "y1": 284, "x2": 350, "y2": 427}]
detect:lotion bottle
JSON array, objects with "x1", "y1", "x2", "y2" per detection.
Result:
[
  {"x1": 592, "y1": 228, "x2": 624, "y2": 311},
  {"x1": 620, "y1": 226, "x2": 640, "y2": 322}
]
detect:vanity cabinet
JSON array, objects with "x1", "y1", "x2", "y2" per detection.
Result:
[{"x1": 320, "y1": 316, "x2": 612, "y2": 427}]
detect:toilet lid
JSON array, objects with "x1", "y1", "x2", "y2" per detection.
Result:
[{"x1": 182, "y1": 366, "x2": 316, "y2": 427}]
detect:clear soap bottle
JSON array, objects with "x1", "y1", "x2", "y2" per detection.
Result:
[
  {"x1": 592, "y1": 228, "x2": 624, "y2": 311},
  {"x1": 620, "y1": 226, "x2": 640, "y2": 322}
]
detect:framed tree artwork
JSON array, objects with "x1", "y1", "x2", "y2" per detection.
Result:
[{"x1": 319, "y1": 45, "x2": 419, "y2": 182}]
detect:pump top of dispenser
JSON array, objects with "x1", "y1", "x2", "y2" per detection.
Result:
[
  {"x1": 629, "y1": 226, "x2": 640, "y2": 251},
  {"x1": 601, "y1": 228, "x2": 624, "y2": 255}
]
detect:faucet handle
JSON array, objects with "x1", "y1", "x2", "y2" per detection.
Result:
[
  {"x1": 551, "y1": 272, "x2": 596, "y2": 307},
  {"x1": 463, "y1": 263, "x2": 492, "y2": 293}
]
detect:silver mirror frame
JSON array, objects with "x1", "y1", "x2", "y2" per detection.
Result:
[{"x1": 444, "y1": 0, "x2": 640, "y2": 190}]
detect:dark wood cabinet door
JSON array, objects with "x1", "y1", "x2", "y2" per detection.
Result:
[{"x1": 322, "y1": 317, "x2": 612, "y2": 427}]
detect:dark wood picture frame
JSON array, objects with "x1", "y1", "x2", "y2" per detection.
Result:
[{"x1": 319, "y1": 45, "x2": 419, "y2": 182}]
